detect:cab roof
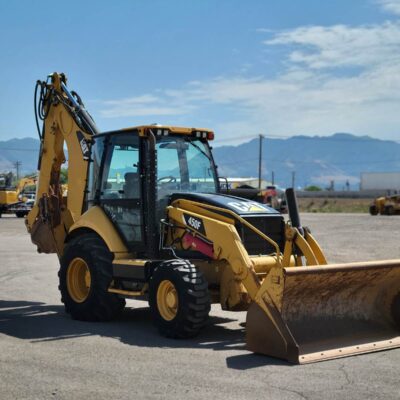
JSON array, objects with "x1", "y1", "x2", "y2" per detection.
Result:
[{"x1": 96, "y1": 125, "x2": 214, "y2": 140}]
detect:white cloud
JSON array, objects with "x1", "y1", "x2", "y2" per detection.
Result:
[
  {"x1": 99, "y1": 93, "x2": 196, "y2": 118},
  {"x1": 378, "y1": 0, "x2": 400, "y2": 15},
  {"x1": 98, "y1": 7, "x2": 400, "y2": 143},
  {"x1": 265, "y1": 22, "x2": 400, "y2": 69},
  {"x1": 103, "y1": 94, "x2": 159, "y2": 106}
]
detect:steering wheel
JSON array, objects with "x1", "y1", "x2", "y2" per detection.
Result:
[{"x1": 157, "y1": 175, "x2": 177, "y2": 183}]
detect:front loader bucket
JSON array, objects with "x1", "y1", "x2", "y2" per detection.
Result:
[{"x1": 246, "y1": 260, "x2": 400, "y2": 364}]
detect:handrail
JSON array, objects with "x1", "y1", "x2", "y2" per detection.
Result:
[{"x1": 172, "y1": 199, "x2": 282, "y2": 262}]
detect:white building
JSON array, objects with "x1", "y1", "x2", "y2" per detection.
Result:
[{"x1": 360, "y1": 172, "x2": 400, "y2": 191}]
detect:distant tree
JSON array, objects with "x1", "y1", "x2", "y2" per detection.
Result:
[
  {"x1": 60, "y1": 168, "x2": 68, "y2": 184},
  {"x1": 304, "y1": 185, "x2": 322, "y2": 192}
]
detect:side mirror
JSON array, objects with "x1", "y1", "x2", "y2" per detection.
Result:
[{"x1": 219, "y1": 177, "x2": 229, "y2": 193}]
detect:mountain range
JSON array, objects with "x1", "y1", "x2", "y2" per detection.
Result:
[
  {"x1": 1, "y1": 133, "x2": 399, "y2": 189},
  {"x1": 213, "y1": 133, "x2": 400, "y2": 189},
  {"x1": 0, "y1": 137, "x2": 40, "y2": 174}
]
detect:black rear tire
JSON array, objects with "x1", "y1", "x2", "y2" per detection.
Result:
[
  {"x1": 16, "y1": 212, "x2": 25, "y2": 218},
  {"x1": 369, "y1": 205, "x2": 378, "y2": 216},
  {"x1": 149, "y1": 259, "x2": 210, "y2": 338},
  {"x1": 59, "y1": 233, "x2": 125, "y2": 321}
]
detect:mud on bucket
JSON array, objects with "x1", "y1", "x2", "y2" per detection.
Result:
[{"x1": 246, "y1": 259, "x2": 400, "y2": 364}]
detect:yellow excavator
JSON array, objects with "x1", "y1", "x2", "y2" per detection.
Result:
[
  {"x1": 26, "y1": 73, "x2": 400, "y2": 364},
  {"x1": 0, "y1": 175, "x2": 36, "y2": 217}
]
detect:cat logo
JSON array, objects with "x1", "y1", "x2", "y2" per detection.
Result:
[
  {"x1": 249, "y1": 204, "x2": 265, "y2": 212},
  {"x1": 77, "y1": 130, "x2": 90, "y2": 160},
  {"x1": 228, "y1": 201, "x2": 267, "y2": 213}
]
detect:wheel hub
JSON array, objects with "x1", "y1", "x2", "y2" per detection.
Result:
[
  {"x1": 157, "y1": 280, "x2": 178, "y2": 321},
  {"x1": 66, "y1": 257, "x2": 91, "y2": 303}
]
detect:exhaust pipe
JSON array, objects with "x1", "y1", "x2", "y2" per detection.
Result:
[{"x1": 285, "y1": 188, "x2": 303, "y2": 234}]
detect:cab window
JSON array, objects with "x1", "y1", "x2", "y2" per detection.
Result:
[{"x1": 100, "y1": 133, "x2": 143, "y2": 246}]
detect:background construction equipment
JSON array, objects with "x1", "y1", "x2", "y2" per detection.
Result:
[{"x1": 370, "y1": 194, "x2": 400, "y2": 215}]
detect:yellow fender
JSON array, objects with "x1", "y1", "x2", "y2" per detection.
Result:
[{"x1": 69, "y1": 206, "x2": 129, "y2": 256}]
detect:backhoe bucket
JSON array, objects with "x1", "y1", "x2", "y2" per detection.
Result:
[{"x1": 246, "y1": 260, "x2": 400, "y2": 364}]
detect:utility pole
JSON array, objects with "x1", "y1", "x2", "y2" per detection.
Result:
[
  {"x1": 291, "y1": 171, "x2": 295, "y2": 189},
  {"x1": 271, "y1": 171, "x2": 275, "y2": 186},
  {"x1": 258, "y1": 134, "x2": 264, "y2": 189},
  {"x1": 14, "y1": 161, "x2": 21, "y2": 182}
]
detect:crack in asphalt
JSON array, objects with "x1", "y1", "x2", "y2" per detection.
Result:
[
  {"x1": 268, "y1": 384, "x2": 310, "y2": 400},
  {"x1": 338, "y1": 363, "x2": 352, "y2": 390}
]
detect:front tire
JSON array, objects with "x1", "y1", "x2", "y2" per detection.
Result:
[
  {"x1": 59, "y1": 233, "x2": 125, "y2": 321},
  {"x1": 385, "y1": 205, "x2": 395, "y2": 215},
  {"x1": 149, "y1": 259, "x2": 210, "y2": 338}
]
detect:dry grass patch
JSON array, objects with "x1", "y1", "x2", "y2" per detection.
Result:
[{"x1": 298, "y1": 197, "x2": 371, "y2": 213}]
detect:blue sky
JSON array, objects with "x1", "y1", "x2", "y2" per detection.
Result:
[{"x1": 1, "y1": 0, "x2": 400, "y2": 145}]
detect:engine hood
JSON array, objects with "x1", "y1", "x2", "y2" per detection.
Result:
[{"x1": 169, "y1": 192, "x2": 280, "y2": 216}]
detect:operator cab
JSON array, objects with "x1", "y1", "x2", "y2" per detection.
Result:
[
  {"x1": 86, "y1": 125, "x2": 219, "y2": 254},
  {"x1": 0, "y1": 173, "x2": 14, "y2": 190}
]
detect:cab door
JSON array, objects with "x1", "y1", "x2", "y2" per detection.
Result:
[{"x1": 99, "y1": 132, "x2": 144, "y2": 250}]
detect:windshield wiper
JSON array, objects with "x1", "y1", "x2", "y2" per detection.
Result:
[{"x1": 185, "y1": 139, "x2": 212, "y2": 161}]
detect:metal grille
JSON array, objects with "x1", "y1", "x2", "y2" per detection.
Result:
[{"x1": 238, "y1": 215, "x2": 284, "y2": 256}]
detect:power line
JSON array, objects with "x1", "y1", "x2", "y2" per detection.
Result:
[
  {"x1": 268, "y1": 158, "x2": 400, "y2": 166},
  {"x1": 218, "y1": 155, "x2": 400, "y2": 167},
  {"x1": 214, "y1": 133, "x2": 400, "y2": 145}
]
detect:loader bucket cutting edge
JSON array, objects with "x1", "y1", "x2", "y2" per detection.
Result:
[{"x1": 246, "y1": 259, "x2": 400, "y2": 364}]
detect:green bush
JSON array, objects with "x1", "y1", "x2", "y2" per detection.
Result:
[{"x1": 304, "y1": 185, "x2": 322, "y2": 192}]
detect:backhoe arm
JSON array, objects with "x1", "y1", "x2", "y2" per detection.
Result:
[
  {"x1": 26, "y1": 73, "x2": 98, "y2": 256},
  {"x1": 16, "y1": 176, "x2": 37, "y2": 196}
]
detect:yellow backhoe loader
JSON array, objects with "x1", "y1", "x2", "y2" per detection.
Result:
[{"x1": 26, "y1": 73, "x2": 400, "y2": 364}]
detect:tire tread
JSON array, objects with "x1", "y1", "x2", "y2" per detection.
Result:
[
  {"x1": 149, "y1": 259, "x2": 210, "y2": 339},
  {"x1": 59, "y1": 233, "x2": 125, "y2": 322}
]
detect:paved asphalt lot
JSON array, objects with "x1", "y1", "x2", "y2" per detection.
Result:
[{"x1": 1, "y1": 213, "x2": 399, "y2": 399}]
